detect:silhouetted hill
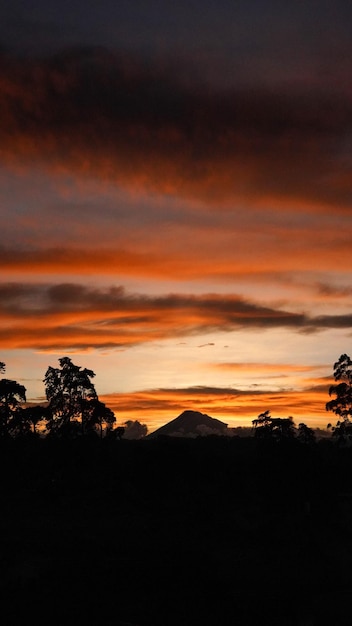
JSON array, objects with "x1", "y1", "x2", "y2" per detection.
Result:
[{"x1": 148, "y1": 409, "x2": 228, "y2": 438}]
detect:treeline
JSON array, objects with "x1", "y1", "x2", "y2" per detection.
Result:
[
  {"x1": 245, "y1": 353, "x2": 352, "y2": 445},
  {"x1": 251, "y1": 410, "x2": 317, "y2": 443},
  {"x1": 1, "y1": 354, "x2": 352, "y2": 625},
  {"x1": 1, "y1": 353, "x2": 352, "y2": 442}
]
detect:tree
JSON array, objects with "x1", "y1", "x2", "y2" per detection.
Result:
[
  {"x1": 44, "y1": 357, "x2": 97, "y2": 437},
  {"x1": 0, "y1": 378, "x2": 27, "y2": 437},
  {"x1": 114, "y1": 426, "x2": 125, "y2": 440},
  {"x1": 273, "y1": 416, "x2": 296, "y2": 440},
  {"x1": 14, "y1": 405, "x2": 50, "y2": 436},
  {"x1": 252, "y1": 410, "x2": 273, "y2": 438},
  {"x1": 252, "y1": 410, "x2": 296, "y2": 441},
  {"x1": 297, "y1": 422, "x2": 316, "y2": 445},
  {"x1": 326, "y1": 354, "x2": 352, "y2": 419},
  {"x1": 325, "y1": 354, "x2": 352, "y2": 443},
  {"x1": 84, "y1": 399, "x2": 116, "y2": 438}
]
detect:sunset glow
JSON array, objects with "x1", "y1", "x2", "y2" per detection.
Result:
[{"x1": 1, "y1": 1, "x2": 352, "y2": 432}]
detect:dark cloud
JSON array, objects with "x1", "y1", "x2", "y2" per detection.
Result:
[
  {"x1": 147, "y1": 384, "x2": 295, "y2": 404},
  {"x1": 0, "y1": 246, "x2": 158, "y2": 275},
  {"x1": 47, "y1": 283, "x2": 126, "y2": 308},
  {"x1": 0, "y1": 283, "x2": 34, "y2": 299},
  {"x1": 315, "y1": 282, "x2": 352, "y2": 298},
  {"x1": 314, "y1": 314, "x2": 352, "y2": 329},
  {"x1": 153, "y1": 385, "x2": 244, "y2": 396},
  {"x1": 0, "y1": 47, "x2": 351, "y2": 209},
  {"x1": 0, "y1": 281, "x2": 351, "y2": 350}
]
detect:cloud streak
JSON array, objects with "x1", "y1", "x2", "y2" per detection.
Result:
[
  {"x1": 0, "y1": 282, "x2": 351, "y2": 350},
  {"x1": 1, "y1": 238, "x2": 352, "y2": 285}
]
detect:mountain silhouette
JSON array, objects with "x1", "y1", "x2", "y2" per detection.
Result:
[{"x1": 149, "y1": 410, "x2": 228, "y2": 438}]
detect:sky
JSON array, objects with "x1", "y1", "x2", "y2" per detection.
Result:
[{"x1": 1, "y1": 0, "x2": 352, "y2": 432}]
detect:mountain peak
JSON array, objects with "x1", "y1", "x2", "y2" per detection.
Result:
[{"x1": 150, "y1": 410, "x2": 228, "y2": 438}]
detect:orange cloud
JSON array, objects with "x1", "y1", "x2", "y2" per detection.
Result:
[
  {"x1": 212, "y1": 362, "x2": 326, "y2": 374},
  {"x1": 1, "y1": 231, "x2": 352, "y2": 283},
  {"x1": 0, "y1": 248, "x2": 162, "y2": 276},
  {"x1": 101, "y1": 380, "x2": 332, "y2": 433},
  {"x1": 0, "y1": 282, "x2": 351, "y2": 351}
]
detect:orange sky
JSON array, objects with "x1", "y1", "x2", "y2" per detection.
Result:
[{"x1": 1, "y1": 3, "x2": 351, "y2": 432}]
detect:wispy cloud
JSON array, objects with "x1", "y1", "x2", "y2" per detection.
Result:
[
  {"x1": 2, "y1": 240, "x2": 352, "y2": 282},
  {"x1": 212, "y1": 362, "x2": 328, "y2": 375}
]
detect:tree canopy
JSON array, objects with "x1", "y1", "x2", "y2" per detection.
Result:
[
  {"x1": 0, "y1": 363, "x2": 27, "y2": 437},
  {"x1": 326, "y1": 354, "x2": 352, "y2": 443},
  {"x1": 44, "y1": 357, "x2": 116, "y2": 438},
  {"x1": 326, "y1": 354, "x2": 352, "y2": 420},
  {"x1": 252, "y1": 410, "x2": 296, "y2": 441}
]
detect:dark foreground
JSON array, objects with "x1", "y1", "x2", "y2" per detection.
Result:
[{"x1": 1, "y1": 435, "x2": 352, "y2": 625}]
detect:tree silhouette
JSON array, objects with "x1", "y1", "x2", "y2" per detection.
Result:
[
  {"x1": 273, "y1": 416, "x2": 296, "y2": 440},
  {"x1": 84, "y1": 399, "x2": 116, "y2": 438},
  {"x1": 252, "y1": 410, "x2": 273, "y2": 438},
  {"x1": 114, "y1": 426, "x2": 125, "y2": 440},
  {"x1": 0, "y1": 378, "x2": 27, "y2": 437},
  {"x1": 297, "y1": 422, "x2": 316, "y2": 445},
  {"x1": 15, "y1": 405, "x2": 49, "y2": 436},
  {"x1": 252, "y1": 410, "x2": 296, "y2": 441},
  {"x1": 326, "y1": 354, "x2": 352, "y2": 442},
  {"x1": 326, "y1": 354, "x2": 352, "y2": 419},
  {"x1": 44, "y1": 357, "x2": 97, "y2": 437}
]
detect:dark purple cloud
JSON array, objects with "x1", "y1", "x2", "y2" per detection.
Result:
[{"x1": 0, "y1": 46, "x2": 351, "y2": 209}]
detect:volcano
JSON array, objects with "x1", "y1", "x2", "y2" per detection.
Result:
[{"x1": 149, "y1": 410, "x2": 228, "y2": 438}]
